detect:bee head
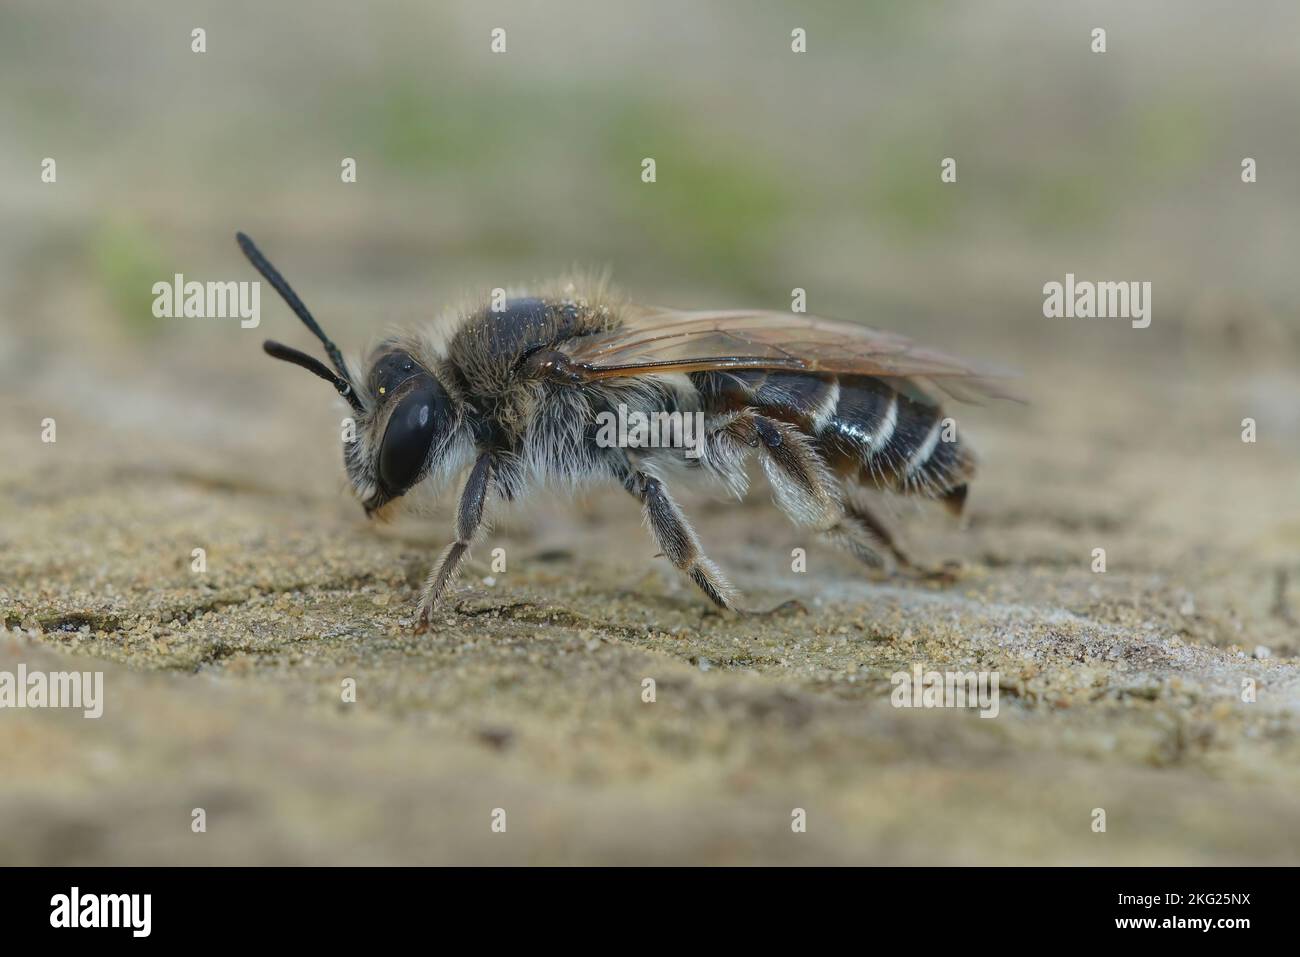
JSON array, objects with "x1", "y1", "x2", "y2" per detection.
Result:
[
  {"x1": 349, "y1": 348, "x2": 458, "y2": 515},
  {"x1": 238, "y1": 231, "x2": 459, "y2": 516}
]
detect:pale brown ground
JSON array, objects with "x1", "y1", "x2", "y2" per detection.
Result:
[{"x1": 2, "y1": 305, "x2": 1298, "y2": 864}]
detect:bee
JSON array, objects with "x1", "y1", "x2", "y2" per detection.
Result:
[{"x1": 238, "y1": 232, "x2": 1014, "y2": 628}]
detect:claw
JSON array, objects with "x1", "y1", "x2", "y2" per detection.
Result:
[
  {"x1": 901, "y1": 558, "x2": 963, "y2": 586},
  {"x1": 740, "y1": 598, "x2": 809, "y2": 617},
  {"x1": 414, "y1": 602, "x2": 433, "y2": 634}
]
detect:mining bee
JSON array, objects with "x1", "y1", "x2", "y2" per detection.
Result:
[{"x1": 238, "y1": 232, "x2": 1013, "y2": 628}]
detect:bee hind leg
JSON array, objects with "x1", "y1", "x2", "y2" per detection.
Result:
[
  {"x1": 834, "y1": 498, "x2": 961, "y2": 584},
  {"x1": 709, "y1": 412, "x2": 960, "y2": 590},
  {"x1": 623, "y1": 470, "x2": 740, "y2": 611},
  {"x1": 718, "y1": 413, "x2": 840, "y2": 529},
  {"x1": 821, "y1": 514, "x2": 890, "y2": 574},
  {"x1": 700, "y1": 414, "x2": 831, "y2": 614}
]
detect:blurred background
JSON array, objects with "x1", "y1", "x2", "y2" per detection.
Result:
[
  {"x1": 5, "y1": 1, "x2": 1300, "y2": 360},
  {"x1": 1, "y1": 1, "x2": 1298, "y2": 865},
  {"x1": 4, "y1": 0, "x2": 1300, "y2": 436}
]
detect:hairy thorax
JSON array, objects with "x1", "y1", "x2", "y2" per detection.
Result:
[{"x1": 445, "y1": 296, "x2": 614, "y2": 439}]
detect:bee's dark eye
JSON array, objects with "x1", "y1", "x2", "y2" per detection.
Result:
[{"x1": 377, "y1": 373, "x2": 451, "y2": 496}]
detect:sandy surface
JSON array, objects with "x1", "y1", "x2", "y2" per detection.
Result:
[{"x1": 2, "y1": 313, "x2": 1298, "y2": 864}]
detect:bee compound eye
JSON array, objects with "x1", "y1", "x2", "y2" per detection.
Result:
[{"x1": 377, "y1": 376, "x2": 448, "y2": 495}]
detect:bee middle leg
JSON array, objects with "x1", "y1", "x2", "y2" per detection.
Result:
[{"x1": 621, "y1": 469, "x2": 739, "y2": 611}]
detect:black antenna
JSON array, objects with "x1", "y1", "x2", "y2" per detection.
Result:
[
  {"x1": 236, "y1": 232, "x2": 356, "y2": 387},
  {"x1": 263, "y1": 340, "x2": 364, "y2": 413}
]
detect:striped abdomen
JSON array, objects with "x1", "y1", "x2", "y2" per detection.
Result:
[{"x1": 691, "y1": 370, "x2": 974, "y2": 513}]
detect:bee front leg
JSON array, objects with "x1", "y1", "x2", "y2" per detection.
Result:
[
  {"x1": 416, "y1": 451, "x2": 493, "y2": 630},
  {"x1": 622, "y1": 469, "x2": 739, "y2": 611}
]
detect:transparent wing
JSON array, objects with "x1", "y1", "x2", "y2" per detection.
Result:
[{"x1": 562, "y1": 307, "x2": 1020, "y2": 403}]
